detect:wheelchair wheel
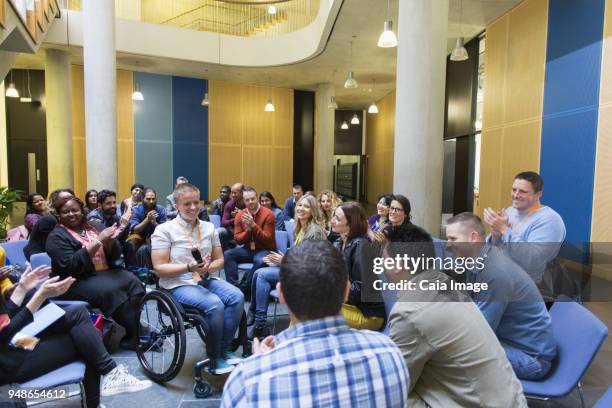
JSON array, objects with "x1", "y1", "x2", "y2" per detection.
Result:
[
  {"x1": 137, "y1": 291, "x2": 187, "y2": 382},
  {"x1": 193, "y1": 379, "x2": 213, "y2": 398}
]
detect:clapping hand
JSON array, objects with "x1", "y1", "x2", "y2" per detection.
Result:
[
  {"x1": 37, "y1": 276, "x2": 75, "y2": 299},
  {"x1": 263, "y1": 251, "x2": 283, "y2": 266},
  {"x1": 241, "y1": 213, "x2": 255, "y2": 230},
  {"x1": 483, "y1": 208, "x2": 509, "y2": 239},
  {"x1": 253, "y1": 336, "x2": 275, "y2": 354},
  {"x1": 98, "y1": 225, "x2": 118, "y2": 242},
  {"x1": 18, "y1": 266, "x2": 52, "y2": 291}
]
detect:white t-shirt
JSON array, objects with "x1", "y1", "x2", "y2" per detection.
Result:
[{"x1": 151, "y1": 216, "x2": 221, "y2": 290}]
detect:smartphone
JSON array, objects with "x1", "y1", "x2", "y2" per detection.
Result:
[{"x1": 191, "y1": 248, "x2": 204, "y2": 264}]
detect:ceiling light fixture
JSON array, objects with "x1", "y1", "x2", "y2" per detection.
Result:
[
  {"x1": 132, "y1": 80, "x2": 144, "y2": 101},
  {"x1": 201, "y1": 92, "x2": 209, "y2": 106},
  {"x1": 264, "y1": 78, "x2": 275, "y2": 112},
  {"x1": 267, "y1": 4, "x2": 277, "y2": 14},
  {"x1": 344, "y1": 39, "x2": 358, "y2": 89},
  {"x1": 351, "y1": 113, "x2": 360, "y2": 125},
  {"x1": 341, "y1": 121, "x2": 349, "y2": 130},
  {"x1": 5, "y1": 71, "x2": 19, "y2": 98},
  {"x1": 450, "y1": 0, "x2": 469, "y2": 61},
  {"x1": 377, "y1": 0, "x2": 398, "y2": 48},
  {"x1": 368, "y1": 79, "x2": 379, "y2": 114},
  {"x1": 20, "y1": 70, "x2": 32, "y2": 103},
  {"x1": 328, "y1": 95, "x2": 338, "y2": 109}
]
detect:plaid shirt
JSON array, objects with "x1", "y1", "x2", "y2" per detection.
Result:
[{"x1": 221, "y1": 316, "x2": 409, "y2": 408}]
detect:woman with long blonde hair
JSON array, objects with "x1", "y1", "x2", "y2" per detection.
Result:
[{"x1": 318, "y1": 190, "x2": 341, "y2": 242}]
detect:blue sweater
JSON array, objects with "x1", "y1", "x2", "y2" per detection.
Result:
[
  {"x1": 467, "y1": 245, "x2": 557, "y2": 361},
  {"x1": 488, "y1": 205, "x2": 566, "y2": 283}
]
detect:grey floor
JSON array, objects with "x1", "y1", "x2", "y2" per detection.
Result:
[{"x1": 35, "y1": 297, "x2": 612, "y2": 408}]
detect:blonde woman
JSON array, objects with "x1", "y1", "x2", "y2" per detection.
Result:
[
  {"x1": 250, "y1": 194, "x2": 326, "y2": 338},
  {"x1": 318, "y1": 190, "x2": 341, "y2": 242}
]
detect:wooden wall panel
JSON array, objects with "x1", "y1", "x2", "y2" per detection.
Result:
[
  {"x1": 477, "y1": 0, "x2": 547, "y2": 217},
  {"x1": 208, "y1": 80, "x2": 293, "y2": 203},
  {"x1": 72, "y1": 66, "x2": 135, "y2": 200},
  {"x1": 365, "y1": 90, "x2": 395, "y2": 205},
  {"x1": 71, "y1": 65, "x2": 86, "y2": 199},
  {"x1": 116, "y1": 70, "x2": 135, "y2": 200},
  {"x1": 592, "y1": 0, "x2": 612, "y2": 241},
  {"x1": 505, "y1": 0, "x2": 548, "y2": 124}
]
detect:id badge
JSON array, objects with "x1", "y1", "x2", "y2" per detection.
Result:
[{"x1": 249, "y1": 241, "x2": 256, "y2": 251}]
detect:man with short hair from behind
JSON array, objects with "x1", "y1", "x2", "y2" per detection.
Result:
[
  {"x1": 221, "y1": 240, "x2": 409, "y2": 408},
  {"x1": 483, "y1": 171, "x2": 566, "y2": 288},
  {"x1": 282, "y1": 184, "x2": 303, "y2": 220},
  {"x1": 446, "y1": 212, "x2": 556, "y2": 381},
  {"x1": 223, "y1": 187, "x2": 275, "y2": 296},
  {"x1": 385, "y1": 224, "x2": 527, "y2": 408}
]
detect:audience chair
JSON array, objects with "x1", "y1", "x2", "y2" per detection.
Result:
[
  {"x1": 594, "y1": 387, "x2": 612, "y2": 408},
  {"x1": 209, "y1": 214, "x2": 221, "y2": 229},
  {"x1": 237, "y1": 230, "x2": 289, "y2": 282},
  {"x1": 521, "y1": 298, "x2": 608, "y2": 408},
  {"x1": 19, "y1": 361, "x2": 86, "y2": 407},
  {"x1": 0, "y1": 240, "x2": 28, "y2": 271},
  {"x1": 284, "y1": 221, "x2": 295, "y2": 247}
]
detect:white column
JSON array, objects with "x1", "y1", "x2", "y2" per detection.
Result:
[
  {"x1": 45, "y1": 49, "x2": 73, "y2": 191},
  {"x1": 83, "y1": 0, "x2": 117, "y2": 190},
  {"x1": 316, "y1": 83, "x2": 335, "y2": 192},
  {"x1": 393, "y1": 0, "x2": 448, "y2": 235}
]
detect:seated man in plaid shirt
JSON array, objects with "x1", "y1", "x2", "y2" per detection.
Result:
[{"x1": 221, "y1": 240, "x2": 409, "y2": 408}]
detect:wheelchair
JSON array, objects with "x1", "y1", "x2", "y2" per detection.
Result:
[{"x1": 136, "y1": 274, "x2": 250, "y2": 398}]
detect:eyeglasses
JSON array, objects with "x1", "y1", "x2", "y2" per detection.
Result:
[{"x1": 389, "y1": 206, "x2": 404, "y2": 213}]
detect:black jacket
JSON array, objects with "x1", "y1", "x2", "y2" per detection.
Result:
[
  {"x1": 45, "y1": 226, "x2": 123, "y2": 279},
  {"x1": 24, "y1": 214, "x2": 58, "y2": 261},
  {"x1": 334, "y1": 235, "x2": 385, "y2": 318},
  {"x1": 0, "y1": 298, "x2": 34, "y2": 384}
]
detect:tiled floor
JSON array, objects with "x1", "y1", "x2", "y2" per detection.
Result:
[{"x1": 35, "y1": 298, "x2": 612, "y2": 408}]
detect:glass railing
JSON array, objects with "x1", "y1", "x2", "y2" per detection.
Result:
[{"x1": 64, "y1": 0, "x2": 320, "y2": 37}]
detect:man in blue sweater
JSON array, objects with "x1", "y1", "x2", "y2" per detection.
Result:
[
  {"x1": 483, "y1": 171, "x2": 566, "y2": 287},
  {"x1": 446, "y1": 213, "x2": 556, "y2": 380},
  {"x1": 282, "y1": 184, "x2": 303, "y2": 220}
]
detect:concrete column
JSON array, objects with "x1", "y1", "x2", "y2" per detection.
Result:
[
  {"x1": 44, "y1": 49, "x2": 73, "y2": 191},
  {"x1": 393, "y1": 0, "x2": 448, "y2": 235},
  {"x1": 315, "y1": 83, "x2": 335, "y2": 192},
  {"x1": 83, "y1": 0, "x2": 117, "y2": 190}
]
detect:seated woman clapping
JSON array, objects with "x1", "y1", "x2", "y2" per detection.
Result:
[
  {"x1": 0, "y1": 265, "x2": 151, "y2": 408},
  {"x1": 45, "y1": 196, "x2": 145, "y2": 351},
  {"x1": 249, "y1": 194, "x2": 327, "y2": 339},
  {"x1": 151, "y1": 183, "x2": 244, "y2": 375}
]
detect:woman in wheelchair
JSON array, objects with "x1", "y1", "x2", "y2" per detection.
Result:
[
  {"x1": 0, "y1": 265, "x2": 151, "y2": 408},
  {"x1": 46, "y1": 196, "x2": 146, "y2": 351},
  {"x1": 151, "y1": 183, "x2": 244, "y2": 375}
]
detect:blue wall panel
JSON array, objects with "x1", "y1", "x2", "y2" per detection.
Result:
[
  {"x1": 171, "y1": 77, "x2": 209, "y2": 201},
  {"x1": 540, "y1": 0, "x2": 604, "y2": 243},
  {"x1": 134, "y1": 72, "x2": 174, "y2": 201}
]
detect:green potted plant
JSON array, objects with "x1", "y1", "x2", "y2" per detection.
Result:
[{"x1": 0, "y1": 186, "x2": 23, "y2": 241}]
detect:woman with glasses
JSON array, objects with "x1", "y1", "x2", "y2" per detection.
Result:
[
  {"x1": 332, "y1": 202, "x2": 385, "y2": 330},
  {"x1": 367, "y1": 193, "x2": 393, "y2": 242},
  {"x1": 45, "y1": 196, "x2": 145, "y2": 351},
  {"x1": 383, "y1": 194, "x2": 414, "y2": 240}
]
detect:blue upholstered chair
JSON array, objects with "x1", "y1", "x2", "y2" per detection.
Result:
[
  {"x1": 0, "y1": 240, "x2": 28, "y2": 270},
  {"x1": 521, "y1": 299, "x2": 608, "y2": 408},
  {"x1": 19, "y1": 361, "x2": 86, "y2": 406},
  {"x1": 209, "y1": 214, "x2": 221, "y2": 229},
  {"x1": 594, "y1": 387, "x2": 612, "y2": 408}
]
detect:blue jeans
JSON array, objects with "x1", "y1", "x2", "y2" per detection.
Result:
[
  {"x1": 223, "y1": 246, "x2": 270, "y2": 291},
  {"x1": 171, "y1": 279, "x2": 244, "y2": 358},
  {"x1": 502, "y1": 343, "x2": 552, "y2": 380},
  {"x1": 250, "y1": 266, "x2": 280, "y2": 323}
]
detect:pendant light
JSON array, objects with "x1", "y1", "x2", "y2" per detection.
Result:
[
  {"x1": 377, "y1": 0, "x2": 398, "y2": 48},
  {"x1": 344, "y1": 39, "x2": 358, "y2": 89},
  {"x1": 20, "y1": 70, "x2": 32, "y2": 103},
  {"x1": 264, "y1": 78, "x2": 275, "y2": 112},
  {"x1": 368, "y1": 79, "x2": 379, "y2": 114},
  {"x1": 341, "y1": 121, "x2": 349, "y2": 130},
  {"x1": 5, "y1": 71, "x2": 19, "y2": 98},
  {"x1": 201, "y1": 92, "x2": 209, "y2": 106},
  {"x1": 450, "y1": 0, "x2": 469, "y2": 62},
  {"x1": 351, "y1": 113, "x2": 360, "y2": 125},
  {"x1": 268, "y1": 4, "x2": 277, "y2": 14},
  {"x1": 132, "y1": 80, "x2": 144, "y2": 101},
  {"x1": 328, "y1": 70, "x2": 338, "y2": 109}
]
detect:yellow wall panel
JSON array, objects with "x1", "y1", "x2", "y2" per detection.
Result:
[
  {"x1": 116, "y1": 70, "x2": 135, "y2": 200},
  {"x1": 500, "y1": 121, "x2": 541, "y2": 200},
  {"x1": 365, "y1": 90, "x2": 395, "y2": 205},
  {"x1": 505, "y1": 0, "x2": 548, "y2": 124},
  {"x1": 477, "y1": 128, "x2": 503, "y2": 216},
  {"x1": 482, "y1": 15, "x2": 508, "y2": 129},
  {"x1": 208, "y1": 80, "x2": 293, "y2": 203},
  {"x1": 71, "y1": 65, "x2": 86, "y2": 199}
]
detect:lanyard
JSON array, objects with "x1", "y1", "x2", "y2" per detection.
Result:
[
  {"x1": 511, "y1": 204, "x2": 542, "y2": 235},
  {"x1": 176, "y1": 218, "x2": 203, "y2": 254}
]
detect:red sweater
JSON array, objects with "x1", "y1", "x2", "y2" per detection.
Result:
[{"x1": 234, "y1": 206, "x2": 277, "y2": 251}]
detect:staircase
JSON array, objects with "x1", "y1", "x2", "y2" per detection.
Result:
[{"x1": 0, "y1": 0, "x2": 60, "y2": 80}]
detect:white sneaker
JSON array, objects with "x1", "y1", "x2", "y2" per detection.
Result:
[{"x1": 101, "y1": 364, "x2": 152, "y2": 397}]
